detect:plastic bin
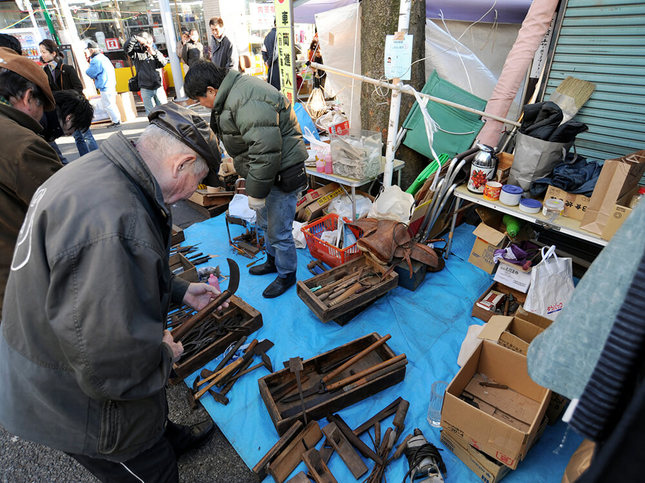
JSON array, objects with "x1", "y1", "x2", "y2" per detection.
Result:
[{"x1": 301, "y1": 213, "x2": 362, "y2": 267}]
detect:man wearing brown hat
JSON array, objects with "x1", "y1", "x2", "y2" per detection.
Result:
[
  {"x1": 0, "y1": 103, "x2": 222, "y2": 482},
  {"x1": 0, "y1": 46, "x2": 62, "y2": 314}
]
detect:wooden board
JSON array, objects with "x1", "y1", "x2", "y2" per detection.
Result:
[
  {"x1": 258, "y1": 333, "x2": 406, "y2": 435},
  {"x1": 169, "y1": 295, "x2": 263, "y2": 382},
  {"x1": 297, "y1": 257, "x2": 398, "y2": 324},
  {"x1": 268, "y1": 421, "x2": 322, "y2": 483}
]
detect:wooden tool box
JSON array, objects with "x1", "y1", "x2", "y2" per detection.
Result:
[
  {"x1": 297, "y1": 256, "x2": 398, "y2": 324},
  {"x1": 168, "y1": 295, "x2": 263, "y2": 383},
  {"x1": 258, "y1": 333, "x2": 407, "y2": 435}
]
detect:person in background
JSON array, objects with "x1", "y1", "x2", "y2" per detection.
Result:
[
  {"x1": 185, "y1": 62, "x2": 308, "y2": 298},
  {"x1": 125, "y1": 32, "x2": 168, "y2": 114},
  {"x1": 181, "y1": 29, "x2": 204, "y2": 68},
  {"x1": 40, "y1": 90, "x2": 94, "y2": 161},
  {"x1": 307, "y1": 37, "x2": 326, "y2": 89},
  {"x1": 0, "y1": 47, "x2": 61, "y2": 314},
  {"x1": 39, "y1": 39, "x2": 98, "y2": 159},
  {"x1": 85, "y1": 40, "x2": 121, "y2": 127},
  {"x1": 208, "y1": 17, "x2": 237, "y2": 70},
  {"x1": 176, "y1": 29, "x2": 190, "y2": 68},
  {"x1": 0, "y1": 33, "x2": 21, "y2": 54},
  {"x1": 0, "y1": 103, "x2": 222, "y2": 481},
  {"x1": 261, "y1": 21, "x2": 280, "y2": 91}
]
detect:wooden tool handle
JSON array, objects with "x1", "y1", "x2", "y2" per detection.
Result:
[
  {"x1": 325, "y1": 353, "x2": 406, "y2": 391},
  {"x1": 323, "y1": 334, "x2": 392, "y2": 384},
  {"x1": 172, "y1": 290, "x2": 231, "y2": 342},
  {"x1": 328, "y1": 282, "x2": 362, "y2": 306}
]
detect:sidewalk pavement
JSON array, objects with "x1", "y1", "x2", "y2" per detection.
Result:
[{"x1": 0, "y1": 111, "x2": 257, "y2": 483}]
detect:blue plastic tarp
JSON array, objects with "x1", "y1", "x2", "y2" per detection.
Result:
[{"x1": 181, "y1": 215, "x2": 581, "y2": 482}]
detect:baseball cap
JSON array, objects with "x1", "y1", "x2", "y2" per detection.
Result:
[
  {"x1": 86, "y1": 40, "x2": 99, "y2": 49},
  {"x1": 0, "y1": 47, "x2": 55, "y2": 111},
  {"x1": 148, "y1": 103, "x2": 221, "y2": 185}
]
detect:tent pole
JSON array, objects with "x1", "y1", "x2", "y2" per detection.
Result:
[{"x1": 310, "y1": 61, "x2": 521, "y2": 128}]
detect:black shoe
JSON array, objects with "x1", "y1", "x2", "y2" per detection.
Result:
[
  {"x1": 249, "y1": 254, "x2": 277, "y2": 275},
  {"x1": 262, "y1": 273, "x2": 296, "y2": 298},
  {"x1": 166, "y1": 419, "x2": 215, "y2": 457},
  {"x1": 107, "y1": 122, "x2": 121, "y2": 128}
]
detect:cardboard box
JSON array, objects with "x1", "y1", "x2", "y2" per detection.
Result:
[
  {"x1": 189, "y1": 186, "x2": 234, "y2": 207},
  {"x1": 441, "y1": 340, "x2": 551, "y2": 469},
  {"x1": 298, "y1": 186, "x2": 345, "y2": 222},
  {"x1": 469, "y1": 221, "x2": 507, "y2": 274},
  {"x1": 493, "y1": 260, "x2": 531, "y2": 293},
  {"x1": 296, "y1": 182, "x2": 340, "y2": 220},
  {"x1": 115, "y1": 92, "x2": 138, "y2": 122},
  {"x1": 472, "y1": 282, "x2": 526, "y2": 322},
  {"x1": 544, "y1": 185, "x2": 591, "y2": 221},
  {"x1": 169, "y1": 253, "x2": 198, "y2": 282},
  {"x1": 441, "y1": 429, "x2": 512, "y2": 483},
  {"x1": 478, "y1": 308, "x2": 552, "y2": 356},
  {"x1": 495, "y1": 152, "x2": 514, "y2": 183}
]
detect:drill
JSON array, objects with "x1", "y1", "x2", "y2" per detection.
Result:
[{"x1": 402, "y1": 428, "x2": 446, "y2": 482}]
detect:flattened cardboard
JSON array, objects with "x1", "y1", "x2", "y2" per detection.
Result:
[
  {"x1": 441, "y1": 429, "x2": 512, "y2": 483},
  {"x1": 601, "y1": 203, "x2": 632, "y2": 241},
  {"x1": 441, "y1": 341, "x2": 550, "y2": 469},
  {"x1": 493, "y1": 260, "x2": 531, "y2": 293},
  {"x1": 544, "y1": 185, "x2": 591, "y2": 221}
]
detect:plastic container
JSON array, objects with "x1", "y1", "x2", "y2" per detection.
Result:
[
  {"x1": 503, "y1": 215, "x2": 522, "y2": 238},
  {"x1": 543, "y1": 198, "x2": 565, "y2": 222},
  {"x1": 483, "y1": 181, "x2": 502, "y2": 201},
  {"x1": 519, "y1": 198, "x2": 542, "y2": 214},
  {"x1": 500, "y1": 184, "x2": 523, "y2": 206},
  {"x1": 301, "y1": 213, "x2": 362, "y2": 267}
]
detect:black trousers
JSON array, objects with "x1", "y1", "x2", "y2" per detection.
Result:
[{"x1": 67, "y1": 421, "x2": 193, "y2": 483}]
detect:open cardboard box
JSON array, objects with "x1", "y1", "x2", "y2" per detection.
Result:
[
  {"x1": 472, "y1": 281, "x2": 527, "y2": 322},
  {"x1": 468, "y1": 209, "x2": 508, "y2": 274},
  {"x1": 441, "y1": 340, "x2": 551, "y2": 469},
  {"x1": 478, "y1": 308, "x2": 552, "y2": 356}
]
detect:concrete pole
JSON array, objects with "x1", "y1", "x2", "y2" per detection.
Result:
[
  {"x1": 383, "y1": 0, "x2": 411, "y2": 187},
  {"x1": 158, "y1": 0, "x2": 185, "y2": 100}
]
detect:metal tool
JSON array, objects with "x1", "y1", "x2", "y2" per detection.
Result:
[
  {"x1": 288, "y1": 357, "x2": 308, "y2": 424},
  {"x1": 172, "y1": 258, "x2": 240, "y2": 342},
  {"x1": 401, "y1": 429, "x2": 446, "y2": 482}
]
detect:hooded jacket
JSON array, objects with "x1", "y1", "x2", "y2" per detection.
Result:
[
  {"x1": 125, "y1": 37, "x2": 168, "y2": 90},
  {"x1": 86, "y1": 52, "x2": 116, "y2": 91},
  {"x1": 210, "y1": 70, "x2": 307, "y2": 198},
  {"x1": 0, "y1": 101, "x2": 61, "y2": 314},
  {"x1": 0, "y1": 132, "x2": 189, "y2": 461}
]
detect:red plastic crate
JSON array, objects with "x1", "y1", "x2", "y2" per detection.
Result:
[{"x1": 301, "y1": 213, "x2": 362, "y2": 267}]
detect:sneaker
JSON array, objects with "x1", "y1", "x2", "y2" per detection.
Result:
[
  {"x1": 262, "y1": 272, "x2": 296, "y2": 298},
  {"x1": 107, "y1": 122, "x2": 121, "y2": 128},
  {"x1": 249, "y1": 254, "x2": 277, "y2": 275}
]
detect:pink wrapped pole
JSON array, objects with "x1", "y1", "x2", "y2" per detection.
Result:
[{"x1": 477, "y1": 0, "x2": 559, "y2": 147}]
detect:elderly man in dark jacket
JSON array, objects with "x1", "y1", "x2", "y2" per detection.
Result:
[
  {"x1": 185, "y1": 61, "x2": 307, "y2": 298},
  {"x1": 0, "y1": 103, "x2": 222, "y2": 481},
  {"x1": 0, "y1": 47, "x2": 61, "y2": 314},
  {"x1": 125, "y1": 31, "x2": 168, "y2": 114}
]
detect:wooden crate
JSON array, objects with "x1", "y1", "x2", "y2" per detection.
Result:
[
  {"x1": 169, "y1": 295, "x2": 263, "y2": 383},
  {"x1": 297, "y1": 256, "x2": 398, "y2": 324},
  {"x1": 258, "y1": 332, "x2": 407, "y2": 435}
]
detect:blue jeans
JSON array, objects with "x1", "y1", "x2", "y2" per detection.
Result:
[
  {"x1": 72, "y1": 129, "x2": 98, "y2": 157},
  {"x1": 256, "y1": 186, "x2": 298, "y2": 277},
  {"x1": 49, "y1": 141, "x2": 67, "y2": 164},
  {"x1": 140, "y1": 88, "x2": 163, "y2": 114}
]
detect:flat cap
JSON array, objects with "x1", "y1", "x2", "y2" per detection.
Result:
[
  {"x1": 86, "y1": 40, "x2": 99, "y2": 49},
  {"x1": 0, "y1": 47, "x2": 55, "y2": 111},
  {"x1": 148, "y1": 103, "x2": 221, "y2": 185}
]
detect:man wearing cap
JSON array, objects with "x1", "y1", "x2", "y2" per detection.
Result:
[
  {"x1": 185, "y1": 62, "x2": 307, "y2": 298},
  {"x1": 0, "y1": 46, "x2": 61, "y2": 314},
  {"x1": 0, "y1": 103, "x2": 222, "y2": 481},
  {"x1": 85, "y1": 40, "x2": 121, "y2": 127}
]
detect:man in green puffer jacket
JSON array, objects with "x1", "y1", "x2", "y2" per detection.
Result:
[{"x1": 185, "y1": 62, "x2": 307, "y2": 298}]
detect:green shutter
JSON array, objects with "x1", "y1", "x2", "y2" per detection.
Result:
[{"x1": 543, "y1": 0, "x2": 645, "y2": 169}]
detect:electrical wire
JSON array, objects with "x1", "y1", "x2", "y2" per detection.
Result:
[{"x1": 402, "y1": 441, "x2": 447, "y2": 483}]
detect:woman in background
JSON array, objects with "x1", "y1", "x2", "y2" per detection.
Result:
[{"x1": 39, "y1": 39, "x2": 98, "y2": 161}]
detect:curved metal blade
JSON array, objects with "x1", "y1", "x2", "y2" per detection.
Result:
[{"x1": 226, "y1": 258, "x2": 240, "y2": 295}]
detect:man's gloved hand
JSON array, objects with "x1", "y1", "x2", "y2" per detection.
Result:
[{"x1": 248, "y1": 196, "x2": 265, "y2": 211}]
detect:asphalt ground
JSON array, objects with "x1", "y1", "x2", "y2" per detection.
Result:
[{"x1": 0, "y1": 114, "x2": 257, "y2": 483}]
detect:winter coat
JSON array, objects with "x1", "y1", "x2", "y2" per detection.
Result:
[
  {"x1": 86, "y1": 52, "x2": 116, "y2": 91},
  {"x1": 210, "y1": 70, "x2": 307, "y2": 199},
  {"x1": 0, "y1": 101, "x2": 61, "y2": 314},
  {"x1": 43, "y1": 62, "x2": 83, "y2": 93},
  {"x1": 262, "y1": 28, "x2": 280, "y2": 91},
  {"x1": 125, "y1": 37, "x2": 168, "y2": 90},
  {"x1": 209, "y1": 34, "x2": 237, "y2": 70},
  {"x1": 0, "y1": 132, "x2": 189, "y2": 461},
  {"x1": 181, "y1": 41, "x2": 204, "y2": 67}
]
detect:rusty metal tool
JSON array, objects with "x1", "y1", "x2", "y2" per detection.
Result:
[
  {"x1": 217, "y1": 339, "x2": 273, "y2": 388},
  {"x1": 288, "y1": 357, "x2": 308, "y2": 425},
  {"x1": 172, "y1": 258, "x2": 240, "y2": 342},
  {"x1": 199, "y1": 335, "x2": 248, "y2": 379},
  {"x1": 280, "y1": 335, "x2": 392, "y2": 402}
]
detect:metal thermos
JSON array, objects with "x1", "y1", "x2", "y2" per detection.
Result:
[{"x1": 467, "y1": 144, "x2": 498, "y2": 193}]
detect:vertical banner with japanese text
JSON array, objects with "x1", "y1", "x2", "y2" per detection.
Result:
[{"x1": 274, "y1": 0, "x2": 296, "y2": 104}]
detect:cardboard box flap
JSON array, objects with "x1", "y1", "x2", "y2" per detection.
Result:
[
  {"x1": 473, "y1": 222, "x2": 506, "y2": 246},
  {"x1": 479, "y1": 316, "x2": 513, "y2": 342},
  {"x1": 515, "y1": 307, "x2": 553, "y2": 330}
]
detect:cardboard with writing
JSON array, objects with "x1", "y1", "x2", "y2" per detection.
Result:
[
  {"x1": 299, "y1": 186, "x2": 346, "y2": 222},
  {"x1": 493, "y1": 260, "x2": 532, "y2": 293},
  {"x1": 441, "y1": 341, "x2": 551, "y2": 469},
  {"x1": 472, "y1": 282, "x2": 527, "y2": 322},
  {"x1": 544, "y1": 185, "x2": 590, "y2": 221},
  {"x1": 601, "y1": 203, "x2": 632, "y2": 241},
  {"x1": 441, "y1": 429, "x2": 512, "y2": 483}
]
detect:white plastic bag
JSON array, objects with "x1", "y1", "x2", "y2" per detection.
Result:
[
  {"x1": 325, "y1": 194, "x2": 373, "y2": 220},
  {"x1": 228, "y1": 194, "x2": 256, "y2": 224},
  {"x1": 524, "y1": 246, "x2": 575, "y2": 320},
  {"x1": 292, "y1": 221, "x2": 306, "y2": 249},
  {"x1": 303, "y1": 127, "x2": 331, "y2": 161},
  {"x1": 367, "y1": 185, "x2": 415, "y2": 223}
]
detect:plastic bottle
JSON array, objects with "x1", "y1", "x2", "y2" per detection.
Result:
[{"x1": 502, "y1": 214, "x2": 521, "y2": 238}]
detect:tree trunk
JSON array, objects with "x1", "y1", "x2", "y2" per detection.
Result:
[{"x1": 360, "y1": 0, "x2": 427, "y2": 191}]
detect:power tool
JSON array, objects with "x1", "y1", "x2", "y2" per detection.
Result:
[{"x1": 402, "y1": 428, "x2": 446, "y2": 482}]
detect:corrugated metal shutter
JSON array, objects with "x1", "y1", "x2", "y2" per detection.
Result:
[{"x1": 543, "y1": 0, "x2": 645, "y2": 166}]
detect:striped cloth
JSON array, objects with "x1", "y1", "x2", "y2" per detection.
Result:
[{"x1": 569, "y1": 245, "x2": 645, "y2": 441}]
